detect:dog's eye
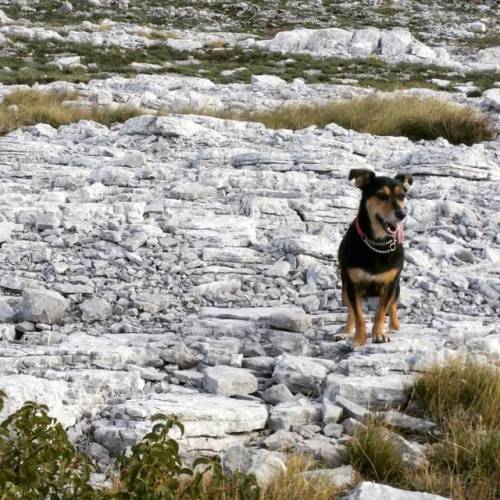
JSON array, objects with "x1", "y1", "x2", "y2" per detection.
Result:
[
  {"x1": 376, "y1": 193, "x2": 389, "y2": 200},
  {"x1": 397, "y1": 194, "x2": 406, "y2": 201}
]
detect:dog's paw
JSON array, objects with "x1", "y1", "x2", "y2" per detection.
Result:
[
  {"x1": 372, "y1": 329, "x2": 390, "y2": 343},
  {"x1": 373, "y1": 336, "x2": 391, "y2": 343},
  {"x1": 353, "y1": 335, "x2": 367, "y2": 347}
]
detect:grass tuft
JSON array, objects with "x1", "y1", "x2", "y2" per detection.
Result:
[
  {"x1": 211, "y1": 96, "x2": 496, "y2": 145},
  {"x1": 0, "y1": 89, "x2": 143, "y2": 134},
  {"x1": 262, "y1": 454, "x2": 345, "y2": 500},
  {"x1": 410, "y1": 359, "x2": 500, "y2": 429},
  {"x1": 345, "y1": 422, "x2": 403, "y2": 483},
  {"x1": 346, "y1": 361, "x2": 500, "y2": 500}
]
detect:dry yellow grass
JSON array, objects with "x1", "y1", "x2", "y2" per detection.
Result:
[
  {"x1": 0, "y1": 89, "x2": 143, "y2": 134},
  {"x1": 207, "y1": 96, "x2": 496, "y2": 145},
  {"x1": 346, "y1": 361, "x2": 500, "y2": 500},
  {"x1": 262, "y1": 454, "x2": 346, "y2": 500}
]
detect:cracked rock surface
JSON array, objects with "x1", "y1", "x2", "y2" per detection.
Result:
[{"x1": 0, "y1": 0, "x2": 498, "y2": 497}]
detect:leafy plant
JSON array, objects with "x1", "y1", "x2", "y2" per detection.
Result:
[
  {"x1": 0, "y1": 391, "x2": 260, "y2": 499},
  {"x1": 0, "y1": 389, "x2": 96, "y2": 499}
]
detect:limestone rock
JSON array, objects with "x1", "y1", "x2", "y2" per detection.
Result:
[
  {"x1": 204, "y1": 365, "x2": 258, "y2": 396},
  {"x1": 20, "y1": 289, "x2": 69, "y2": 324}
]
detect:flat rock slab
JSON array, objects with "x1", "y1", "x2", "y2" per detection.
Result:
[
  {"x1": 204, "y1": 365, "x2": 258, "y2": 396},
  {"x1": 325, "y1": 374, "x2": 413, "y2": 410},
  {"x1": 345, "y1": 481, "x2": 449, "y2": 500},
  {"x1": 103, "y1": 392, "x2": 268, "y2": 438}
]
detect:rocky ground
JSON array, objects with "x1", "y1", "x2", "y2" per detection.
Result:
[{"x1": 0, "y1": 1, "x2": 499, "y2": 498}]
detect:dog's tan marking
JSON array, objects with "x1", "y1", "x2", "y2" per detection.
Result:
[
  {"x1": 347, "y1": 267, "x2": 400, "y2": 286},
  {"x1": 366, "y1": 197, "x2": 392, "y2": 239},
  {"x1": 352, "y1": 290, "x2": 367, "y2": 346},
  {"x1": 342, "y1": 289, "x2": 355, "y2": 335},
  {"x1": 389, "y1": 300, "x2": 400, "y2": 331},
  {"x1": 372, "y1": 286, "x2": 394, "y2": 342}
]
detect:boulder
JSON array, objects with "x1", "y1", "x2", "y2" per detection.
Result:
[
  {"x1": 301, "y1": 465, "x2": 354, "y2": 488},
  {"x1": 324, "y1": 374, "x2": 412, "y2": 410},
  {"x1": 80, "y1": 298, "x2": 112, "y2": 322},
  {"x1": 345, "y1": 481, "x2": 449, "y2": 499},
  {"x1": 222, "y1": 445, "x2": 286, "y2": 489},
  {"x1": 350, "y1": 28, "x2": 381, "y2": 57},
  {"x1": 204, "y1": 366, "x2": 258, "y2": 396},
  {"x1": 20, "y1": 289, "x2": 69, "y2": 324},
  {"x1": 269, "y1": 398, "x2": 320, "y2": 430},
  {"x1": 0, "y1": 298, "x2": 15, "y2": 322},
  {"x1": 379, "y1": 28, "x2": 412, "y2": 57},
  {"x1": 269, "y1": 309, "x2": 311, "y2": 333},
  {"x1": 273, "y1": 354, "x2": 327, "y2": 395},
  {"x1": 0, "y1": 223, "x2": 13, "y2": 244}
]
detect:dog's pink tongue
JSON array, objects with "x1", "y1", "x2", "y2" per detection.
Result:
[{"x1": 396, "y1": 224, "x2": 404, "y2": 243}]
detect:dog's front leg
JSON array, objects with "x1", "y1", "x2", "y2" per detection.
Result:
[
  {"x1": 342, "y1": 288, "x2": 355, "y2": 335},
  {"x1": 373, "y1": 285, "x2": 396, "y2": 343},
  {"x1": 388, "y1": 300, "x2": 400, "y2": 331},
  {"x1": 346, "y1": 281, "x2": 367, "y2": 346}
]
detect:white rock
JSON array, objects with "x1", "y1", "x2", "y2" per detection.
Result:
[
  {"x1": 204, "y1": 365, "x2": 258, "y2": 396},
  {"x1": 0, "y1": 223, "x2": 13, "y2": 243},
  {"x1": 0, "y1": 298, "x2": 15, "y2": 322},
  {"x1": 269, "y1": 309, "x2": 311, "y2": 332},
  {"x1": 0, "y1": 375, "x2": 81, "y2": 428},
  {"x1": 324, "y1": 374, "x2": 412, "y2": 410},
  {"x1": 20, "y1": 289, "x2": 69, "y2": 324},
  {"x1": 251, "y1": 75, "x2": 287, "y2": 87},
  {"x1": 466, "y1": 22, "x2": 487, "y2": 34},
  {"x1": 269, "y1": 398, "x2": 320, "y2": 430},
  {"x1": 80, "y1": 298, "x2": 113, "y2": 322},
  {"x1": 345, "y1": 481, "x2": 449, "y2": 499},
  {"x1": 380, "y1": 28, "x2": 412, "y2": 57},
  {"x1": 483, "y1": 88, "x2": 500, "y2": 111},
  {"x1": 350, "y1": 28, "x2": 381, "y2": 57},
  {"x1": 222, "y1": 445, "x2": 286, "y2": 489},
  {"x1": 273, "y1": 354, "x2": 327, "y2": 395},
  {"x1": 301, "y1": 465, "x2": 355, "y2": 488}
]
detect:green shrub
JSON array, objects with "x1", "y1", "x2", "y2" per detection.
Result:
[
  {"x1": 0, "y1": 391, "x2": 260, "y2": 499},
  {"x1": 0, "y1": 389, "x2": 96, "y2": 499}
]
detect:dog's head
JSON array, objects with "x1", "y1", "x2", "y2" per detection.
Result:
[{"x1": 349, "y1": 169, "x2": 413, "y2": 238}]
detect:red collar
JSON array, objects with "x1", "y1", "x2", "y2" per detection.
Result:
[{"x1": 355, "y1": 217, "x2": 404, "y2": 244}]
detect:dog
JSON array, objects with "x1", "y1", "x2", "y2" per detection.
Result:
[{"x1": 338, "y1": 169, "x2": 413, "y2": 346}]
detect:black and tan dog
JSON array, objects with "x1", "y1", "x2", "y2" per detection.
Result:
[{"x1": 338, "y1": 169, "x2": 413, "y2": 346}]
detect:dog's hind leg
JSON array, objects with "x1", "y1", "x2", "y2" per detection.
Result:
[
  {"x1": 342, "y1": 288, "x2": 355, "y2": 335},
  {"x1": 346, "y1": 281, "x2": 367, "y2": 346}
]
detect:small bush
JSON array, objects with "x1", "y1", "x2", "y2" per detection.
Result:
[
  {"x1": 211, "y1": 96, "x2": 496, "y2": 145},
  {"x1": 0, "y1": 389, "x2": 96, "y2": 498},
  {"x1": 0, "y1": 89, "x2": 144, "y2": 135},
  {"x1": 0, "y1": 391, "x2": 260, "y2": 499}
]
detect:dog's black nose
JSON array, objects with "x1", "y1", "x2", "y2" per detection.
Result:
[{"x1": 395, "y1": 210, "x2": 406, "y2": 221}]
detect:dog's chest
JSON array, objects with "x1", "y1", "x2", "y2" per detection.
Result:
[{"x1": 347, "y1": 267, "x2": 399, "y2": 285}]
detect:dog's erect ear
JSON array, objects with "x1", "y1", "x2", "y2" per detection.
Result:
[
  {"x1": 394, "y1": 173, "x2": 413, "y2": 192},
  {"x1": 349, "y1": 169, "x2": 375, "y2": 189}
]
